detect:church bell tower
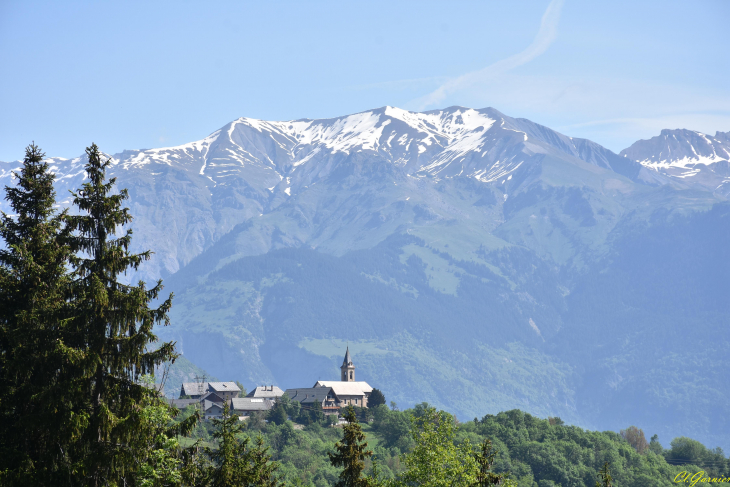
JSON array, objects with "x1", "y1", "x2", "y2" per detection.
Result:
[{"x1": 340, "y1": 346, "x2": 355, "y2": 382}]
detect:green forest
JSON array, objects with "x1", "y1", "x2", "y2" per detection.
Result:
[
  {"x1": 1, "y1": 144, "x2": 728, "y2": 486},
  {"x1": 184, "y1": 401, "x2": 730, "y2": 487}
]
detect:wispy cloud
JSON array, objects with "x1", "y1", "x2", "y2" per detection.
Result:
[{"x1": 411, "y1": 0, "x2": 565, "y2": 111}]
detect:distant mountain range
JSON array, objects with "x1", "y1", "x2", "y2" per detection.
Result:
[{"x1": 2, "y1": 106, "x2": 728, "y2": 450}]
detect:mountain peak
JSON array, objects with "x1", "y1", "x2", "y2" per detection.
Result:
[{"x1": 620, "y1": 128, "x2": 730, "y2": 196}]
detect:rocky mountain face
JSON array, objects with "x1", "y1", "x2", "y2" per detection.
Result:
[
  {"x1": 0, "y1": 106, "x2": 678, "y2": 283},
  {"x1": 1, "y1": 106, "x2": 728, "y2": 450},
  {"x1": 620, "y1": 129, "x2": 730, "y2": 197}
]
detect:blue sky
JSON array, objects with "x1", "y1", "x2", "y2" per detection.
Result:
[{"x1": 1, "y1": 0, "x2": 728, "y2": 160}]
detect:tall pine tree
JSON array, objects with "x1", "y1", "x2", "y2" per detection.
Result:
[
  {"x1": 329, "y1": 406, "x2": 373, "y2": 487},
  {"x1": 0, "y1": 144, "x2": 75, "y2": 485},
  {"x1": 64, "y1": 143, "x2": 177, "y2": 485}
]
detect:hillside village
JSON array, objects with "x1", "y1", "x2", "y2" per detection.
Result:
[{"x1": 170, "y1": 347, "x2": 373, "y2": 420}]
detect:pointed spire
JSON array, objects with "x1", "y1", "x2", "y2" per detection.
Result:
[{"x1": 342, "y1": 346, "x2": 352, "y2": 367}]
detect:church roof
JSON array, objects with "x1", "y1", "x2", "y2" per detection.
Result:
[
  {"x1": 314, "y1": 381, "x2": 373, "y2": 396},
  {"x1": 342, "y1": 346, "x2": 353, "y2": 367}
]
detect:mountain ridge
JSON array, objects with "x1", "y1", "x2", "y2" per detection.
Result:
[
  {"x1": 2, "y1": 105, "x2": 680, "y2": 283},
  {"x1": 620, "y1": 128, "x2": 730, "y2": 197}
]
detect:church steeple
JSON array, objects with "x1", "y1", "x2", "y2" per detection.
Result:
[{"x1": 340, "y1": 346, "x2": 355, "y2": 382}]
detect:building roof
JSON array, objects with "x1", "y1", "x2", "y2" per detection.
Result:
[
  {"x1": 207, "y1": 382, "x2": 241, "y2": 393},
  {"x1": 201, "y1": 392, "x2": 226, "y2": 404},
  {"x1": 342, "y1": 346, "x2": 353, "y2": 367},
  {"x1": 247, "y1": 385, "x2": 285, "y2": 399},
  {"x1": 203, "y1": 400, "x2": 224, "y2": 412},
  {"x1": 285, "y1": 387, "x2": 334, "y2": 404},
  {"x1": 314, "y1": 381, "x2": 373, "y2": 396},
  {"x1": 168, "y1": 398, "x2": 199, "y2": 410},
  {"x1": 230, "y1": 397, "x2": 274, "y2": 412},
  {"x1": 180, "y1": 382, "x2": 208, "y2": 396}
]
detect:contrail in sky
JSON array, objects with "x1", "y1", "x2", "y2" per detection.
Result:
[{"x1": 413, "y1": 0, "x2": 565, "y2": 111}]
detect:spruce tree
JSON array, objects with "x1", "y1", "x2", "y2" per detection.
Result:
[
  {"x1": 367, "y1": 389, "x2": 386, "y2": 409},
  {"x1": 596, "y1": 462, "x2": 613, "y2": 487},
  {"x1": 473, "y1": 438, "x2": 509, "y2": 486},
  {"x1": 0, "y1": 144, "x2": 74, "y2": 485},
  {"x1": 208, "y1": 402, "x2": 282, "y2": 486},
  {"x1": 329, "y1": 406, "x2": 373, "y2": 487},
  {"x1": 64, "y1": 143, "x2": 176, "y2": 485}
]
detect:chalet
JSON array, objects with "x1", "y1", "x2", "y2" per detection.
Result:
[
  {"x1": 202, "y1": 399, "x2": 224, "y2": 419},
  {"x1": 284, "y1": 387, "x2": 340, "y2": 415},
  {"x1": 207, "y1": 382, "x2": 241, "y2": 401}
]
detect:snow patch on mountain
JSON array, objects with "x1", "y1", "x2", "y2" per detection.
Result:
[{"x1": 638, "y1": 154, "x2": 724, "y2": 175}]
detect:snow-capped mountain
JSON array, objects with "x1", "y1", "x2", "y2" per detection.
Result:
[
  {"x1": 6, "y1": 106, "x2": 650, "y2": 192},
  {"x1": 181, "y1": 105, "x2": 652, "y2": 186},
  {"x1": 620, "y1": 129, "x2": 730, "y2": 197},
  {"x1": 0, "y1": 106, "x2": 718, "y2": 284}
]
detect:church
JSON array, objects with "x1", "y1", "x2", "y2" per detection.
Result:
[{"x1": 285, "y1": 347, "x2": 373, "y2": 412}]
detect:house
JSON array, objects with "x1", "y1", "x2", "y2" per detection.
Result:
[
  {"x1": 202, "y1": 399, "x2": 224, "y2": 419},
  {"x1": 230, "y1": 397, "x2": 274, "y2": 418},
  {"x1": 207, "y1": 382, "x2": 241, "y2": 401},
  {"x1": 179, "y1": 381, "x2": 241, "y2": 401},
  {"x1": 284, "y1": 387, "x2": 340, "y2": 415},
  {"x1": 180, "y1": 381, "x2": 208, "y2": 399},
  {"x1": 247, "y1": 385, "x2": 285, "y2": 401}
]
